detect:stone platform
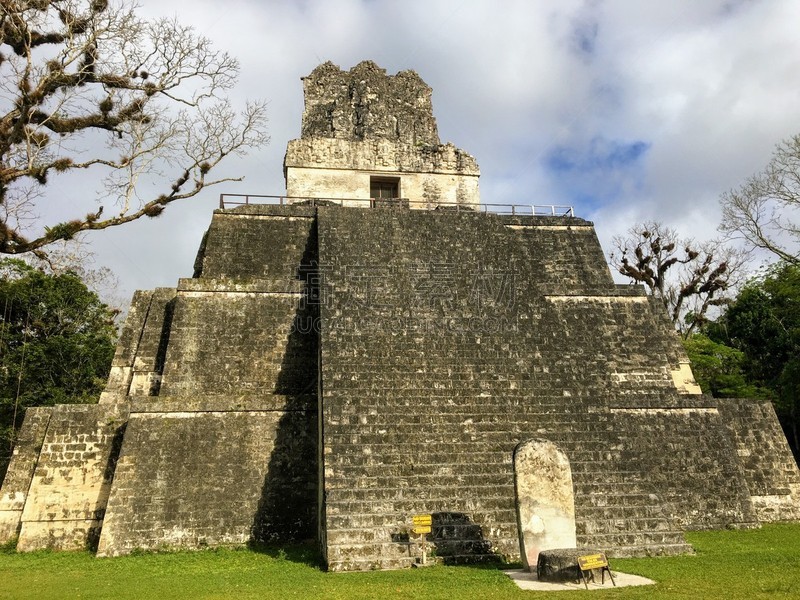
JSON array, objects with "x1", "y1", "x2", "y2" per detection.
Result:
[{"x1": 505, "y1": 569, "x2": 655, "y2": 592}]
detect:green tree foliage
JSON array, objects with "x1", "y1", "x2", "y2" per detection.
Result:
[
  {"x1": 0, "y1": 259, "x2": 116, "y2": 479},
  {"x1": 682, "y1": 333, "x2": 766, "y2": 399},
  {"x1": 708, "y1": 262, "x2": 800, "y2": 456}
]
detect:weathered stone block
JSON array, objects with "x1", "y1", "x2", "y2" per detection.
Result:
[
  {"x1": 97, "y1": 400, "x2": 317, "y2": 556},
  {"x1": 158, "y1": 293, "x2": 314, "y2": 396},
  {"x1": 16, "y1": 404, "x2": 127, "y2": 552},
  {"x1": 717, "y1": 398, "x2": 800, "y2": 521},
  {"x1": 299, "y1": 61, "x2": 440, "y2": 145}
]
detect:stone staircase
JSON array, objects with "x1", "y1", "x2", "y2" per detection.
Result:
[
  {"x1": 316, "y1": 206, "x2": 719, "y2": 570},
  {"x1": 571, "y1": 466, "x2": 692, "y2": 557}
]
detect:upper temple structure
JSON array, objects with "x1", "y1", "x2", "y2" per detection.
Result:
[
  {"x1": 284, "y1": 61, "x2": 480, "y2": 207},
  {"x1": 1, "y1": 61, "x2": 799, "y2": 572}
]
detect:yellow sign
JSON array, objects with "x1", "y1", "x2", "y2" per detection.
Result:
[
  {"x1": 578, "y1": 553, "x2": 609, "y2": 571},
  {"x1": 412, "y1": 514, "x2": 432, "y2": 526},
  {"x1": 412, "y1": 526, "x2": 431, "y2": 535}
]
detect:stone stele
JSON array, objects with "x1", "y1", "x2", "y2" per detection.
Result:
[{"x1": 514, "y1": 439, "x2": 577, "y2": 571}]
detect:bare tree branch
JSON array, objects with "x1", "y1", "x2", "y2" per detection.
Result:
[
  {"x1": 609, "y1": 221, "x2": 748, "y2": 338},
  {"x1": 719, "y1": 134, "x2": 800, "y2": 265},
  {"x1": 0, "y1": 0, "x2": 269, "y2": 255}
]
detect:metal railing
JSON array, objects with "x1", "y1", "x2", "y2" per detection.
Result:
[{"x1": 218, "y1": 194, "x2": 575, "y2": 217}]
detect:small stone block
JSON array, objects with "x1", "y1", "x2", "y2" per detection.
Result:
[{"x1": 537, "y1": 547, "x2": 605, "y2": 582}]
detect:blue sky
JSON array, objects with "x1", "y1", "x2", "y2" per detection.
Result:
[
  {"x1": 12, "y1": 0, "x2": 800, "y2": 302},
  {"x1": 545, "y1": 137, "x2": 651, "y2": 211}
]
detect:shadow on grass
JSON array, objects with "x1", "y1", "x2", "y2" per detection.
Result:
[
  {"x1": 246, "y1": 541, "x2": 322, "y2": 568},
  {"x1": 0, "y1": 536, "x2": 18, "y2": 555}
]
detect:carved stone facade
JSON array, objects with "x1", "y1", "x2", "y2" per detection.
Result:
[{"x1": 284, "y1": 62, "x2": 480, "y2": 207}]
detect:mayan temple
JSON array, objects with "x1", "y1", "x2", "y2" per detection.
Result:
[{"x1": 1, "y1": 61, "x2": 799, "y2": 571}]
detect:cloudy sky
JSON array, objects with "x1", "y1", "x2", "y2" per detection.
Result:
[{"x1": 31, "y1": 0, "x2": 800, "y2": 303}]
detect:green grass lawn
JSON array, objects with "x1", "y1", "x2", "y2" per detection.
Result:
[{"x1": 1, "y1": 523, "x2": 799, "y2": 599}]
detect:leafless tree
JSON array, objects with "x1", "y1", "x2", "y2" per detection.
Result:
[
  {"x1": 0, "y1": 0, "x2": 269, "y2": 257},
  {"x1": 719, "y1": 134, "x2": 800, "y2": 266},
  {"x1": 609, "y1": 221, "x2": 747, "y2": 338}
]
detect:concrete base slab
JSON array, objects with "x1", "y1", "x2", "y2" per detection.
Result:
[{"x1": 504, "y1": 569, "x2": 655, "y2": 592}]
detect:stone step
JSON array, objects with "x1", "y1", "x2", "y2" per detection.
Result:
[
  {"x1": 327, "y1": 399, "x2": 675, "y2": 415},
  {"x1": 578, "y1": 530, "x2": 688, "y2": 548},
  {"x1": 571, "y1": 470, "x2": 646, "y2": 484},
  {"x1": 578, "y1": 492, "x2": 662, "y2": 508},
  {"x1": 576, "y1": 517, "x2": 677, "y2": 535},
  {"x1": 324, "y1": 461, "x2": 514, "y2": 480},
  {"x1": 425, "y1": 553, "x2": 504, "y2": 565},
  {"x1": 327, "y1": 481, "x2": 514, "y2": 499},
  {"x1": 599, "y1": 542, "x2": 694, "y2": 558},
  {"x1": 326, "y1": 512, "x2": 515, "y2": 529},
  {"x1": 324, "y1": 551, "x2": 417, "y2": 572},
  {"x1": 325, "y1": 497, "x2": 516, "y2": 515},
  {"x1": 325, "y1": 428, "x2": 609, "y2": 442},
  {"x1": 574, "y1": 505, "x2": 670, "y2": 521},
  {"x1": 573, "y1": 483, "x2": 658, "y2": 497}
]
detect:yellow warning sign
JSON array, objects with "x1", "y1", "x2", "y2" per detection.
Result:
[
  {"x1": 578, "y1": 553, "x2": 609, "y2": 571},
  {"x1": 412, "y1": 514, "x2": 432, "y2": 526},
  {"x1": 412, "y1": 525, "x2": 431, "y2": 535}
]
